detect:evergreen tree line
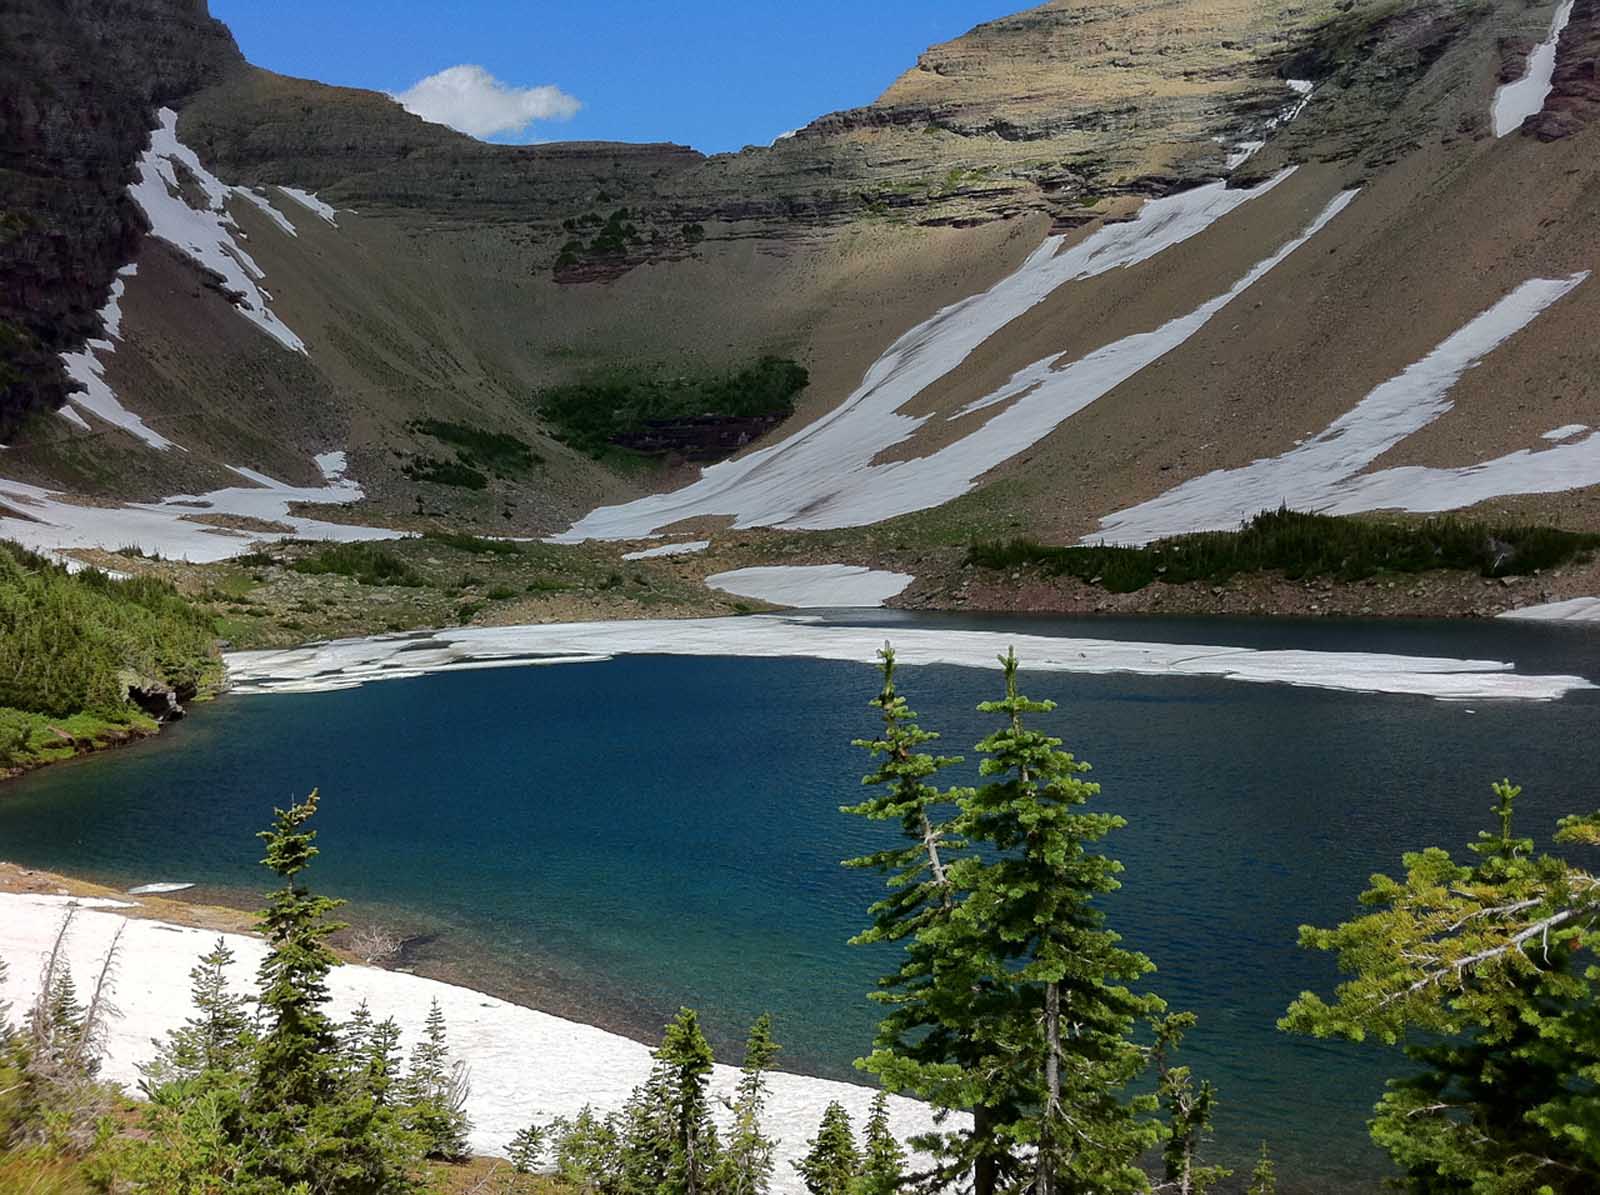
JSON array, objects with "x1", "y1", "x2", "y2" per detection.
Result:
[
  {"x1": 1, "y1": 646, "x2": 1595, "y2": 1193},
  {"x1": 0, "y1": 539, "x2": 220, "y2": 759}
]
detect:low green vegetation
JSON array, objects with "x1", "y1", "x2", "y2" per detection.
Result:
[
  {"x1": 0, "y1": 540, "x2": 220, "y2": 768},
  {"x1": 290, "y1": 542, "x2": 424, "y2": 587},
  {"x1": 537, "y1": 357, "x2": 808, "y2": 459},
  {"x1": 424, "y1": 530, "x2": 524, "y2": 557},
  {"x1": 967, "y1": 508, "x2": 1600, "y2": 593},
  {"x1": 403, "y1": 456, "x2": 489, "y2": 490},
  {"x1": 408, "y1": 419, "x2": 541, "y2": 478}
]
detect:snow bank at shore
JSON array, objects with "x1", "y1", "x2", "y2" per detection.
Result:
[
  {"x1": 0, "y1": 893, "x2": 946, "y2": 1193},
  {"x1": 1499, "y1": 596, "x2": 1600, "y2": 622},
  {"x1": 222, "y1": 616, "x2": 1594, "y2": 701},
  {"x1": 705, "y1": 565, "x2": 915, "y2": 608}
]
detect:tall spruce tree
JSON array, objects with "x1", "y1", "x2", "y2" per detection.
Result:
[
  {"x1": 844, "y1": 646, "x2": 1004, "y2": 1190},
  {"x1": 956, "y1": 649, "x2": 1164, "y2": 1195},
  {"x1": 658, "y1": 1006, "x2": 719, "y2": 1195},
  {"x1": 794, "y1": 1101, "x2": 859, "y2": 1195},
  {"x1": 1281, "y1": 781, "x2": 1600, "y2": 1192},
  {"x1": 713, "y1": 1013, "x2": 782, "y2": 1195},
  {"x1": 1150, "y1": 1014, "x2": 1228, "y2": 1195}
]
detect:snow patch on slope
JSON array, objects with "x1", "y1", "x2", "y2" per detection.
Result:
[
  {"x1": 705, "y1": 565, "x2": 914, "y2": 608},
  {"x1": 1093, "y1": 273, "x2": 1591, "y2": 544},
  {"x1": 621, "y1": 540, "x2": 711, "y2": 560},
  {"x1": 0, "y1": 453, "x2": 399, "y2": 564},
  {"x1": 56, "y1": 265, "x2": 180, "y2": 451},
  {"x1": 557, "y1": 172, "x2": 1307, "y2": 542},
  {"x1": 278, "y1": 187, "x2": 340, "y2": 226},
  {"x1": 0, "y1": 893, "x2": 946, "y2": 1195},
  {"x1": 221, "y1": 615, "x2": 1594, "y2": 702},
  {"x1": 129, "y1": 108, "x2": 305, "y2": 353},
  {"x1": 1494, "y1": 0, "x2": 1577, "y2": 136}
]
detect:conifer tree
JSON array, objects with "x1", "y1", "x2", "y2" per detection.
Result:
[
  {"x1": 658, "y1": 1007, "x2": 719, "y2": 1195},
  {"x1": 955, "y1": 648, "x2": 1164, "y2": 1195},
  {"x1": 1150, "y1": 1013, "x2": 1228, "y2": 1195},
  {"x1": 794, "y1": 1101, "x2": 859, "y2": 1195},
  {"x1": 551, "y1": 1104, "x2": 623, "y2": 1193},
  {"x1": 713, "y1": 1013, "x2": 781, "y2": 1195},
  {"x1": 402, "y1": 997, "x2": 472, "y2": 1159},
  {"x1": 1281, "y1": 781, "x2": 1600, "y2": 1192},
  {"x1": 509, "y1": 1121, "x2": 548, "y2": 1173},
  {"x1": 858, "y1": 1091, "x2": 906, "y2": 1195},
  {"x1": 843, "y1": 646, "x2": 999, "y2": 1189},
  {"x1": 142, "y1": 937, "x2": 253, "y2": 1092},
  {"x1": 1244, "y1": 1144, "x2": 1277, "y2": 1195}
]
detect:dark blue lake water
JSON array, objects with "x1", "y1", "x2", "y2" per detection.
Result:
[{"x1": 3, "y1": 612, "x2": 1598, "y2": 1191}]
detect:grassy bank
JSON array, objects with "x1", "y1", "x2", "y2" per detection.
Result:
[
  {"x1": 966, "y1": 510, "x2": 1600, "y2": 594},
  {"x1": 0, "y1": 541, "x2": 223, "y2": 774}
]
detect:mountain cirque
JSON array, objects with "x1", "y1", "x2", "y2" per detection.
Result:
[{"x1": 1, "y1": 0, "x2": 1598, "y2": 579}]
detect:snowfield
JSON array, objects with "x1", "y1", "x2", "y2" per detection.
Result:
[
  {"x1": 0, "y1": 893, "x2": 949, "y2": 1195},
  {"x1": 221, "y1": 616, "x2": 1594, "y2": 702}
]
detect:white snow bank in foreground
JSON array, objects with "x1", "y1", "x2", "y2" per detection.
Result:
[
  {"x1": 0, "y1": 452, "x2": 400, "y2": 564},
  {"x1": 621, "y1": 540, "x2": 711, "y2": 560},
  {"x1": 1493, "y1": 0, "x2": 1577, "y2": 136},
  {"x1": 0, "y1": 894, "x2": 946, "y2": 1194},
  {"x1": 1499, "y1": 596, "x2": 1600, "y2": 622},
  {"x1": 1093, "y1": 273, "x2": 1591, "y2": 544},
  {"x1": 129, "y1": 109, "x2": 305, "y2": 353},
  {"x1": 555, "y1": 172, "x2": 1301, "y2": 543},
  {"x1": 706, "y1": 565, "x2": 915, "y2": 608},
  {"x1": 57, "y1": 265, "x2": 180, "y2": 451},
  {"x1": 222, "y1": 615, "x2": 1593, "y2": 702}
]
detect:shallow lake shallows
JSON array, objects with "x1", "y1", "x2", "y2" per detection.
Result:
[{"x1": 4, "y1": 612, "x2": 1598, "y2": 1190}]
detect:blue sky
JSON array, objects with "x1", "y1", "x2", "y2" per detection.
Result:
[{"x1": 209, "y1": 1, "x2": 1027, "y2": 153}]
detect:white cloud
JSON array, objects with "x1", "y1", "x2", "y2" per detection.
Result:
[{"x1": 393, "y1": 65, "x2": 581, "y2": 140}]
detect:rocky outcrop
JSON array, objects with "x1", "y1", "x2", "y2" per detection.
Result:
[
  {"x1": 1526, "y1": 0, "x2": 1600, "y2": 139},
  {"x1": 0, "y1": 0, "x2": 242, "y2": 439}
]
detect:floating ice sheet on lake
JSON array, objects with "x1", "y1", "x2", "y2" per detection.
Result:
[
  {"x1": 222, "y1": 615, "x2": 1594, "y2": 702},
  {"x1": 1493, "y1": 0, "x2": 1577, "y2": 136},
  {"x1": 555, "y1": 171, "x2": 1304, "y2": 542},
  {"x1": 705, "y1": 565, "x2": 914, "y2": 608},
  {"x1": 1093, "y1": 272, "x2": 1592, "y2": 544},
  {"x1": 0, "y1": 892, "x2": 950, "y2": 1195}
]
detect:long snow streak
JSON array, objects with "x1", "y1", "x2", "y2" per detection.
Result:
[
  {"x1": 1093, "y1": 272, "x2": 1591, "y2": 545},
  {"x1": 1493, "y1": 0, "x2": 1577, "y2": 136},
  {"x1": 557, "y1": 171, "x2": 1308, "y2": 542},
  {"x1": 128, "y1": 108, "x2": 306, "y2": 352},
  {"x1": 56, "y1": 265, "x2": 180, "y2": 450}
]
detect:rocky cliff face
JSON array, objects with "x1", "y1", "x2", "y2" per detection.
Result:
[
  {"x1": 0, "y1": 0, "x2": 241, "y2": 438},
  {"x1": 1528, "y1": 0, "x2": 1600, "y2": 139}
]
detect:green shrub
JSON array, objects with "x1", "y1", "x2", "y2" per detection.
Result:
[
  {"x1": 406, "y1": 419, "x2": 540, "y2": 477},
  {"x1": 967, "y1": 509, "x2": 1600, "y2": 593},
  {"x1": 422, "y1": 530, "x2": 522, "y2": 556},
  {"x1": 485, "y1": 585, "x2": 518, "y2": 601},
  {"x1": 290, "y1": 543, "x2": 423, "y2": 588},
  {"x1": 403, "y1": 457, "x2": 488, "y2": 490},
  {"x1": 537, "y1": 356, "x2": 808, "y2": 458},
  {"x1": 0, "y1": 541, "x2": 219, "y2": 719}
]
